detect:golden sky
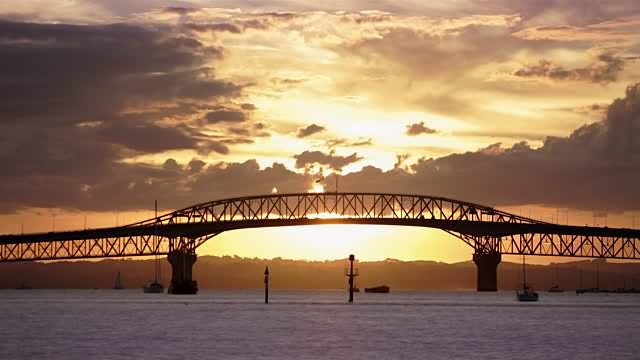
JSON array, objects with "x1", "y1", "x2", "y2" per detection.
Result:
[{"x1": 0, "y1": 1, "x2": 639, "y2": 263}]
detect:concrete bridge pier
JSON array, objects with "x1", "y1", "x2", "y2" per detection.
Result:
[
  {"x1": 167, "y1": 250, "x2": 198, "y2": 294},
  {"x1": 473, "y1": 252, "x2": 501, "y2": 291}
]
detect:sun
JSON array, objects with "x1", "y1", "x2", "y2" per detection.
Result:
[{"x1": 310, "y1": 184, "x2": 325, "y2": 193}]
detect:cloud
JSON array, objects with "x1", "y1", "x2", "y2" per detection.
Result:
[
  {"x1": 204, "y1": 109, "x2": 247, "y2": 124},
  {"x1": 2, "y1": 83, "x2": 640, "y2": 213},
  {"x1": 2, "y1": 7, "x2": 640, "y2": 216},
  {"x1": 514, "y1": 52, "x2": 626, "y2": 84},
  {"x1": 297, "y1": 123, "x2": 326, "y2": 138},
  {"x1": 337, "y1": 83, "x2": 640, "y2": 211},
  {"x1": 183, "y1": 22, "x2": 243, "y2": 34},
  {"x1": 161, "y1": 7, "x2": 201, "y2": 16},
  {"x1": 97, "y1": 122, "x2": 199, "y2": 153},
  {"x1": 394, "y1": 154, "x2": 410, "y2": 169},
  {"x1": 406, "y1": 122, "x2": 437, "y2": 136},
  {"x1": 513, "y1": 16, "x2": 640, "y2": 42},
  {"x1": 294, "y1": 151, "x2": 362, "y2": 171},
  {"x1": 0, "y1": 20, "x2": 246, "y2": 210},
  {"x1": 326, "y1": 138, "x2": 373, "y2": 149},
  {"x1": 0, "y1": 159, "x2": 313, "y2": 213}
]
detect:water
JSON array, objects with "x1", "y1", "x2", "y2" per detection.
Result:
[{"x1": 0, "y1": 289, "x2": 639, "y2": 359}]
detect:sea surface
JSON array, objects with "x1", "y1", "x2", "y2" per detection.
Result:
[{"x1": 0, "y1": 289, "x2": 638, "y2": 359}]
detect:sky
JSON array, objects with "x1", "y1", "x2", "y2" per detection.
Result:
[{"x1": 1, "y1": 0, "x2": 639, "y2": 263}]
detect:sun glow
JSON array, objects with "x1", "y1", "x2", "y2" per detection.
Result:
[
  {"x1": 310, "y1": 184, "x2": 325, "y2": 193},
  {"x1": 199, "y1": 225, "x2": 473, "y2": 262},
  {"x1": 307, "y1": 211, "x2": 345, "y2": 219}
]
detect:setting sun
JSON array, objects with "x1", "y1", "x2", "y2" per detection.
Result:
[{"x1": 310, "y1": 184, "x2": 325, "y2": 193}]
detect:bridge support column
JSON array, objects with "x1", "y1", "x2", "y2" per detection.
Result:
[
  {"x1": 473, "y1": 252, "x2": 501, "y2": 292},
  {"x1": 167, "y1": 250, "x2": 198, "y2": 295}
]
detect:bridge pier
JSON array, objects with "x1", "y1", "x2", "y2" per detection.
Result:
[
  {"x1": 473, "y1": 252, "x2": 501, "y2": 291},
  {"x1": 167, "y1": 250, "x2": 198, "y2": 295}
]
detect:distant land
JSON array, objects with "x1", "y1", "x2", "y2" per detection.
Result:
[{"x1": 1, "y1": 256, "x2": 640, "y2": 291}]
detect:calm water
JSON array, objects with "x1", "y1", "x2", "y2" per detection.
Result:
[{"x1": 0, "y1": 289, "x2": 639, "y2": 359}]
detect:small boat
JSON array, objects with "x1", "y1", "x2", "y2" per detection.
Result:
[
  {"x1": 517, "y1": 286, "x2": 539, "y2": 302},
  {"x1": 614, "y1": 288, "x2": 640, "y2": 294},
  {"x1": 364, "y1": 285, "x2": 390, "y2": 293},
  {"x1": 516, "y1": 255, "x2": 538, "y2": 302},
  {"x1": 114, "y1": 271, "x2": 124, "y2": 290},
  {"x1": 548, "y1": 266, "x2": 563, "y2": 292},
  {"x1": 548, "y1": 285, "x2": 564, "y2": 293},
  {"x1": 143, "y1": 281, "x2": 164, "y2": 293},
  {"x1": 143, "y1": 201, "x2": 164, "y2": 294}
]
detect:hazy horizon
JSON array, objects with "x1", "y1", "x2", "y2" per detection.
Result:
[{"x1": 4, "y1": 255, "x2": 638, "y2": 291}]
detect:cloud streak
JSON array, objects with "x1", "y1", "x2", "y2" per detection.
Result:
[
  {"x1": 406, "y1": 122, "x2": 437, "y2": 136},
  {"x1": 297, "y1": 123, "x2": 326, "y2": 138},
  {"x1": 514, "y1": 53, "x2": 626, "y2": 84},
  {"x1": 294, "y1": 151, "x2": 363, "y2": 172}
]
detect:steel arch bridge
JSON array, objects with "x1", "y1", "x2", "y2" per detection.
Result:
[{"x1": 2, "y1": 192, "x2": 639, "y2": 292}]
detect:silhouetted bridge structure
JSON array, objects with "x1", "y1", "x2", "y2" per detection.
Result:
[{"x1": 2, "y1": 193, "x2": 639, "y2": 293}]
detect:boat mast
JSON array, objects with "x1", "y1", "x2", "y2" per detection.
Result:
[
  {"x1": 522, "y1": 254, "x2": 527, "y2": 289},
  {"x1": 154, "y1": 200, "x2": 159, "y2": 283}
]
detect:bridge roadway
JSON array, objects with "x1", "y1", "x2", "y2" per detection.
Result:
[{"x1": 1, "y1": 192, "x2": 639, "y2": 293}]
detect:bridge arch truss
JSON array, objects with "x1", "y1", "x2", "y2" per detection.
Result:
[{"x1": 1, "y1": 192, "x2": 639, "y2": 262}]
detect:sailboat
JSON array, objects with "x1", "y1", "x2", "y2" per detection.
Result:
[
  {"x1": 113, "y1": 271, "x2": 124, "y2": 290},
  {"x1": 143, "y1": 256, "x2": 163, "y2": 293},
  {"x1": 548, "y1": 265, "x2": 564, "y2": 293},
  {"x1": 143, "y1": 200, "x2": 164, "y2": 294},
  {"x1": 516, "y1": 255, "x2": 539, "y2": 302}
]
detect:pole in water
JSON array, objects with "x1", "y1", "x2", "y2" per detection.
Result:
[
  {"x1": 347, "y1": 254, "x2": 358, "y2": 303},
  {"x1": 264, "y1": 266, "x2": 270, "y2": 304}
]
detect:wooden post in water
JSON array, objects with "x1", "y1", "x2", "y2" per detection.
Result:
[
  {"x1": 264, "y1": 266, "x2": 270, "y2": 304},
  {"x1": 347, "y1": 254, "x2": 358, "y2": 303}
]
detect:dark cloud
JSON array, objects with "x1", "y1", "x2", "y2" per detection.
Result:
[
  {"x1": 514, "y1": 53, "x2": 626, "y2": 84},
  {"x1": 229, "y1": 127, "x2": 251, "y2": 136},
  {"x1": 294, "y1": 151, "x2": 362, "y2": 171},
  {"x1": 204, "y1": 109, "x2": 247, "y2": 124},
  {"x1": 183, "y1": 22, "x2": 242, "y2": 34},
  {"x1": 0, "y1": 20, "x2": 246, "y2": 213},
  {"x1": 182, "y1": 18, "x2": 272, "y2": 35},
  {"x1": 406, "y1": 122, "x2": 437, "y2": 136},
  {"x1": 351, "y1": 138, "x2": 373, "y2": 146},
  {"x1": 187, "y1": 159, "x2": 206, "y2": 174},
  {"x1": 0, "y1": 20, "x2": 240, "y2": 126},
  {"x1": 97, "y1": 122, "x2": 197, "y2": 153},
  {"x1": 394, "y1": 154, "x2": 410, "y2": 169},
  {"x1": 241, "y1": 103, "x2": 257, "y2": 110},
  {"x1": 220, "y1": 138, "x2": 254, "y2": 145},
  {"x1": 161, "y1": 7, "x2": 202, "y2": 16},
  {"x1": 0, "y1": 159, "x2": 313, "y2": 213},
  {"x1": 297, "y1": 123, "x2": 326, "y2": 138}
]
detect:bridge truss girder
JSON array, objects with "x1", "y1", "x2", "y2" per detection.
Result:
[
  {"x1": 0, "y1": 234, "x2": 220, "y2": 262},
  {"x1": 456, "y1": 233, "x2": 640, "y2": 259},
  {"x1": 1, "y1": 192, "x2": 639, "y2": 262}
]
